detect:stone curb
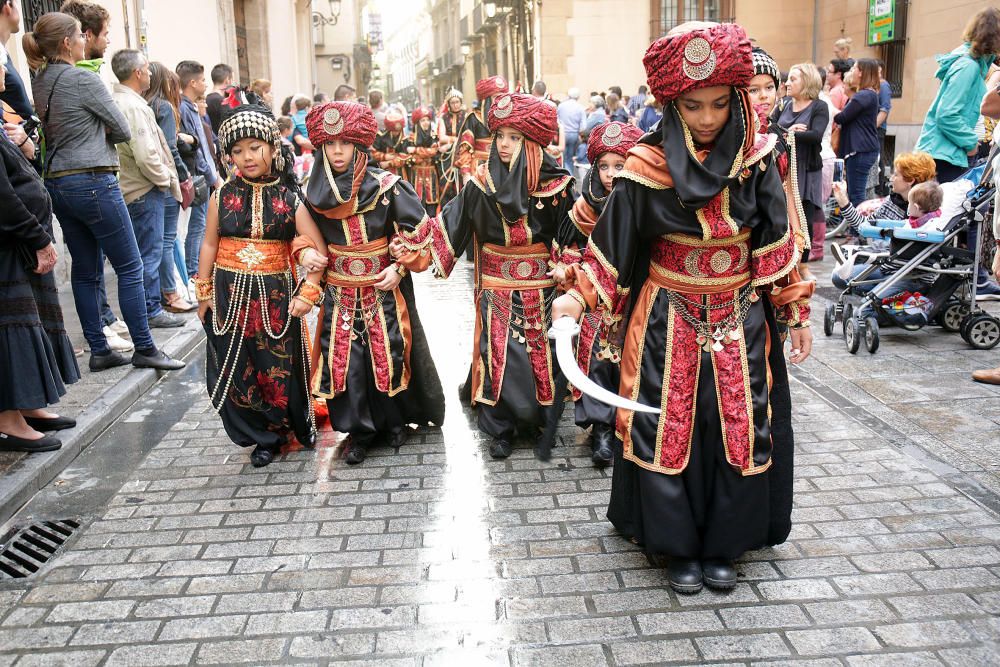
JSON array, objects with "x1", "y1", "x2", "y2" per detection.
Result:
[{"x1": 0, "y1": 320, "x2": 205, "y2": 528}]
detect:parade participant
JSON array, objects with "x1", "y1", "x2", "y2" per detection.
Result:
[
  {"x1": 551, "y1": 22, "x2": 813, "y2": 593},
  {"x1": 556, "y1": 121, "x2": 643, "y2": 467},
  {"x1": 296, "y1": 101, "x2": 444, "y2": 464},
  {"x1": 452, "y1": 75, "x2": 508, "y2": 183},
  {"x1": 194, "y1": 105, "x2": 324, "y2": 468},
  {"x1": 408, "y1": 105, "x2": 441, "y2": 216},
  {"x1": 372, "y1": 109, "x2": 410, "y2": 177},
  {"x1": 395, "y1": 92, "x2": 574, "y2": 459},
  {"x1": 437, "y1": 89, "x2": 465, "y2": 207}
]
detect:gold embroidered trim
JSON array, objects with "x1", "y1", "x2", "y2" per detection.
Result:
[{"x1": 617, "y1": 169, "x2": 669, "y2": 190}]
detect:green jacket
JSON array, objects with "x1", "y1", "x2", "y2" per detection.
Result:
[
  {"x1": 75, "y1": 58, "x2": 103, "y2": 74},
  {"x1": 915, "y1": 44, "x2": 995, "y2": 169}
]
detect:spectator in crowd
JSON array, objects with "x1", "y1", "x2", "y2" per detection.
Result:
[
  {"x1": 369, "y1": 89, "x2": 388, "y2": 130},
  {"x1": 875, "y1": 61, "x2": 893, "y2": 194},
  {"x1": 531, "y1": 80, "x2": 549, "y2": 100},
  {"x1": 835, "y1": 58, "x2": 881, "y2": 206},
  {"x1": 833, "y1": 36, "x2": 853, "y2": 64},
  {"x1": 111, "y1": 48, "x2": 184, "y2": 332},
  {"x1": 144, "y1": 62, "x2": 194, "y2": 314},
  {"x1": 916, "y1": 8, "x2": 1000, "y2": 183},
  {"x1": 583, "y1": 94, "x2": 607, "y2": 134},
  {"x1": 826, "y1": 59, "x2": 851, "y2": 111},
  {"x1": 289, "y1": 94, "x2": 314, "y2": 154},
  {"x1": 637, "y1": 96, "x2": 662, "y2": 132},
  {"x1": 627, "y1": 84, "x2": 649, "y2": 117},
  {"x1": 313, "y1": 92, "x2": 329, "y2": 104},
  {"x1": 333, "y1": 84, "x2": 355, "y2": 101},
  {"x1": 816, "y1": 65, "x2": 838, "y2": 211},
  {"x1": 205, "y1": 62, "x2": 233, "y2": 134},
  {"x1": 557, "y1": 87, "x2": 586, "y2": 171},
  {"x1": 606, "y1": 92, "x2": 629, "y2": 123},
  {"x1": 250, "y1": 78, "x2": 272, "y2": 108},
  {"x1": 608, "y1": 85, "x2": 623, "y2": 99},
  {"x1": 0, "y1": 53, "x2": 79, "y2": 453},
  {"x1": 28, "y1": 12, "x2": 184, "y2": 372},
  {"x1": 61, "y1": 0, "x2": 133, "y2": 350},
  {"x1": 176, "y1": 60, "x2": 220, "y2": 287},
  {"x1": 280, "y1": 95, "x2": 292, "y2": 116},
  {"x1": 775, "y1": 62, "x2": 830, "y2": 279},
  {"x1": 0, "y1": 0, "x2": 33, "y2": 119}
]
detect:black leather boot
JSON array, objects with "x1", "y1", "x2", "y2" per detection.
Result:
[
  {"x1": 250, "y1": 444, "x2": 277, "y2": 467},
  {"x1": 702, "y1": 559, "x2": 737, "y2": 590},
  {"x1": 667, "y1": 558, "x2": 703, "y2": 594},
  {"x1": 345, "y1": 435, "x2": 370, "y2": 465},
  {"x1": 489, "y1": 438, "x2": 512, "y2": 459},
  {"x1": 591, "y1": 424, "x2": 614, "y2": 467}
]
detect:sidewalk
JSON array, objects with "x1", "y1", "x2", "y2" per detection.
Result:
[{"x1": 0, "y1": 268, "x2": 205, "y2": 527}]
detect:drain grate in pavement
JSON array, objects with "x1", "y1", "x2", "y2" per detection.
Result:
[{"x1": 0, "y1": 519, "x2": 81, "y2": 579}]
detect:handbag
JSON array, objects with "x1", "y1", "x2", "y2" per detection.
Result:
[
  {"x1": 830, "y1": 123, "x2": 841, "y2": 157},
  {"x1": 191, "y1": 174, "x2": 209, "y2": 207},
  {"x1": 179, "y1": 177, "x2": 195, "y2": 210}
]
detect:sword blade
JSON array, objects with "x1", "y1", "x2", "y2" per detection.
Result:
[{"x1": 549, "y1": 317, "x2": 661, "y2": 415}]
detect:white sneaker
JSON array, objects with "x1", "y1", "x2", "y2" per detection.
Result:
[
  {"x1": 106, "y1": 319, "x2": 129, "y2": 336},
  {"x1": 102, "y1": 329, "x2": 134, "y2": 353}
]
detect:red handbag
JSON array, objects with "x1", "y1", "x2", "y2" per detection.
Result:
[{"x1": 179, "y1": 177, "x2": 195, "y2": 210}]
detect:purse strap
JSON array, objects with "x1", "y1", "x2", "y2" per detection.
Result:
[{"x1": 41, "y1": 66, "x2": 71, "y2": 178}]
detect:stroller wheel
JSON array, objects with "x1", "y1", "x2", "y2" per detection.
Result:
[
  {"x1": 940, "y1": 302, "x2": 969, "y2": 333},
  {"x1": 864, "y1": 317, "x2": 880, "y2": 353},
  {"x1": 823, "y1": 303, "x2": 837, "y2": 337},
  {"x1": 842, "y1": 303, "x2": 854, "y2": 335},
  {"x1": 965, "y1": 314, "x2": 1000, "y2": 350},
  {"x1": 960, "y1": 313, "x2": 976, "y2": 343},
  {"x1": 844, "y1": 316, "x2": 862, "y2": 354}
]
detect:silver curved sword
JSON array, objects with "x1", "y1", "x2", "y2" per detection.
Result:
[{"x1": 548, "y1": 316, "x2": 661, "y2": 415}]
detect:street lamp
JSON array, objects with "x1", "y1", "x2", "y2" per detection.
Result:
[
  {"x1": 313, "y1": 0, "x2": 342, "y2": 27},
  {"x1": 485, "y1": 2, "x2": 497, "y2": 19},
  {"x1": 432, "y1": 66, "x2": 441, "y2": 77},
  {"x1": 460, "y1": 42, "x2": 471, "y2": 57}
]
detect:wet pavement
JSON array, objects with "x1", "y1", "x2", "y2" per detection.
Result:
[{"x1": 1, "y1": 257, "x2": 1000, "y2": 665}]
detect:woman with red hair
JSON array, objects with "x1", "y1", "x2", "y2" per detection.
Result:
[
  {"x1": 551, "y1": 22, "x2": 814, "y2": 593},
  {"x1": 396, "y1": 92, "x2": 575, "y2": 460},
  {"x1": 295, "y1": 102, "x2": 444, "y2": 464}
]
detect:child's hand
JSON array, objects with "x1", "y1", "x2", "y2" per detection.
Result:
[
  {"x1": 388, "y1": 236, "x2": 407, "y2": 260},
  {"x1": 300, "y1": 248, "x2": 328, "y2": 272},
  {"x1": 374, "y1": 265, "x2": 404, "y2": 291},
  {"x1": 289, "y1": 297, "x2": 313, "y2": 318},
  {"x1": 832, "y1": 181, "x2": 849, "y2": 207}
]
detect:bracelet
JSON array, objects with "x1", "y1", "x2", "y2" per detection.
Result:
[
  {"x1": 193, "y1": 277, "x2": 213, "y2": 302},
  {"x1": 18, "y1": 136, "x2": 29, "y2": 147},
  {"x1": 293, "y1": 295, "x2": 318, "y2": 310},
  {"x1": 790, "y1": 320, "x2": 812, "y2": 329},
  {"x1": 295, "y1": 280, "x2": 323, "y2": 306},
  {"x1": 394, "y1": 263, "x2": 408, "y2": 278}
]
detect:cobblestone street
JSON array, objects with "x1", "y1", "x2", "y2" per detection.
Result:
[{"x1": 1, "y1": 260, "x2": 1000, "y2": 666}]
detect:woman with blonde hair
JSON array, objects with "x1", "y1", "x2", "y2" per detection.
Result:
[
  {"x1": 250, "y1": 78, "x2": 272, "y2": 108},
  {"x1": 833, "y1": 37, "x2": 853, "y2": 62},
  {"x1": 774, "y1": 62, "x2": 830, "y2": 277}
]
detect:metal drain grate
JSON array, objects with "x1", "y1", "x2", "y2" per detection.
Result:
[{"x1": 0, "y1": 519, "x2": 81, "y2": 579}]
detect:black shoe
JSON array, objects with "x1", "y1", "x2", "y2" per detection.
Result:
[
  {"x1": 0, "y1": 431, "x2": 62, "y2": 453},
  {"x1": 147, "y1": 312, "x2": 185, "y2": 328},
  {"x1": 345, "y1": 436, "x2": 369, "y2": 465},
  {"x1": 132, "y1": 349, "x2": 186, "y2": 370},
  {"x1": 489, "y1": 438, "x2": 512, "y2": 459},
  {"x1": 387, "y1": 429, "x2": 408, "y2": 449},
  {"x1": 667, "y1": 559, "x2": 703, "y2": 594},
  {"x1": 702, "y1": 559, "x2": 737, "y2": 590},
  {"x1": 24, "y1": 415, "x2": 77, "y2": 432},
  {"x1": 89, "y1": 350, "x2": 131, "y2": 372},
  {"x1": 591, "y1": 424, "x2": 614, "y2": 467},
  {"x1": 250, "y1": 444, "x2": 276, "y2": 467}
]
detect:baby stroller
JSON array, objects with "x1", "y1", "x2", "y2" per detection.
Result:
[{"x1": 823, "y1": 162, "x2": 1000, "y2": 354}]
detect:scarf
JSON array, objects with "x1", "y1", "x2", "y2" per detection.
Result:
[
  {"x1": 909, "y1": 208, "x2": 942, "y2": 229},
  {"x1": 654, "y1": 87, "x2": 752, "y2": 209},
  {"x1": 482, "y1": 136, "x2": 567, "y2": 221},
  {"x1": 305, "y1": 147, "x2": 381, "y2": 219},
  {"x1": 414, "y1": 122, "x2": 435, "y2": 148},
  {"x1": 570, "y1": 166, "x2": 610, "y2": 236}
]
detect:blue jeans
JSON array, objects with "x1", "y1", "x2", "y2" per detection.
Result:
[
  {"x1": 46, "y1": 173, "x2": 155, "y2": 355},
  {"x1": 563, "y1": 136, "x2": 579, "y2": 172},
  {"x1": 845, "y1": 151, "x2": 878, "y2": 206},
  {"x1": 127, "y1": 188, "x2": 167, "y2": 318},
  {"x1": 159, "y1": 196, "x2": 181, "y2": 293},
  {"x1": 96, "y1": 254, "x2": 118, "y2": 327},
  {"x1": 185, "y1": 198, "x2": 208, "y2": 280}
]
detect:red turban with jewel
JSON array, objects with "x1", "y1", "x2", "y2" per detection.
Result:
[
  {"x1": 475, "y1": 75, "x2": 508, "y2": 101},
  {"x1": 487, "y1": 93, "x2": 557, "y2": 147},
  {"x1": 411, "y1": 106, "x2": 432, "y2": 125},
  {"x1": 384, "y1": 109, "x2": 405, "y2": 132},
  {"x1": 643, "y1": 21, "x2": 753, "y2": 102},
  {"x1": 586, "y1": 121, "x2": 644, "y2": 164},
  {"x1": 306, "y1": 102, "x2": 377, "y2": 147}
]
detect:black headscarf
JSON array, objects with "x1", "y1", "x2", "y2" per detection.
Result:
[
  {"x1": 414, "y1": 119, "x2": 435, "y2": 148},
  {"x1": 651, "y1": 88, "x2": 750, "y2": 210},
  {"x1": 581, "y1": 165, "x2": 610, "y2": 216},
  {"x1": 305, "y1": 146, "x2": 383, "y2": 218},
  {"x1": 483, "y1": 136, "x2": 567, "y2": 221}
]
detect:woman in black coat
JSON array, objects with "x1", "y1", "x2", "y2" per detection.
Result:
[{"x1": 0, "y1": 61, "x2": 80, "y2": 452}]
